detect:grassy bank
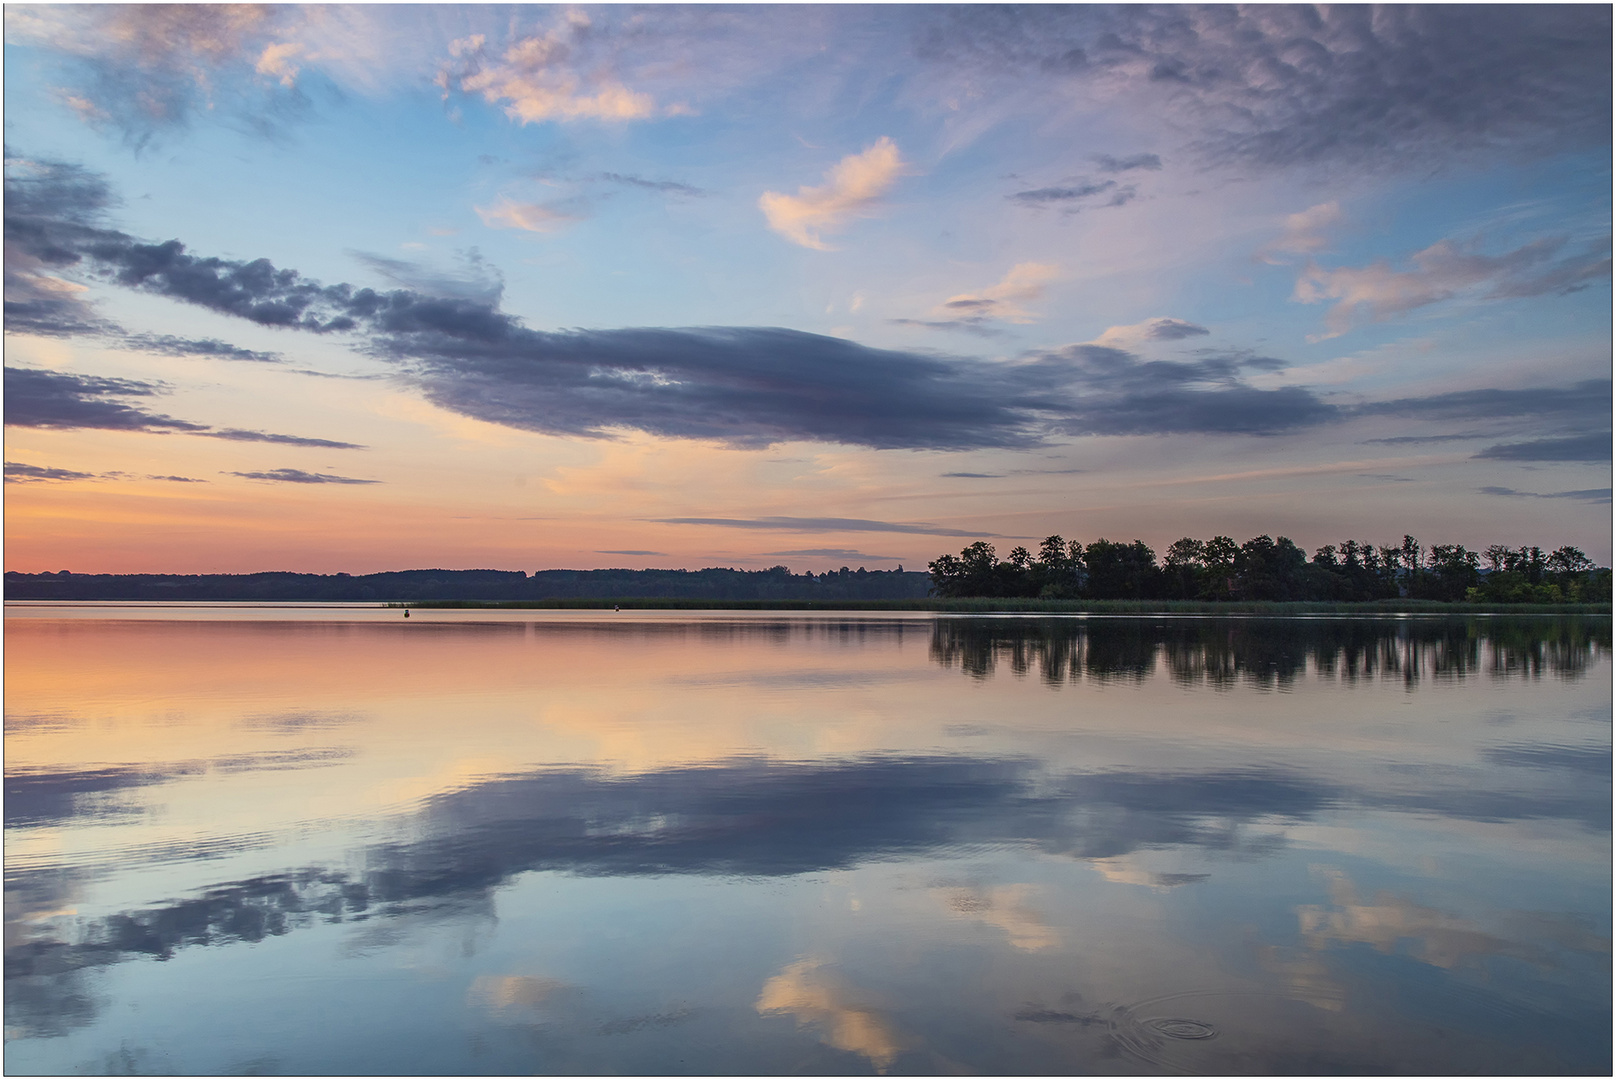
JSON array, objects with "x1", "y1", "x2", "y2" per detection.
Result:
[{"x1": 391, "y1": 598, "x2": 1611, "y2": 615}]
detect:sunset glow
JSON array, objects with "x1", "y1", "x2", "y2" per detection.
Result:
[{"x1": 4, "y1": 5, "x2": 1610, "y2": 572}]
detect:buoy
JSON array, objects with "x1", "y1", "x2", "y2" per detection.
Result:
[{"x1": 404, "y1": 608, "x2": 410, "y2": 618}]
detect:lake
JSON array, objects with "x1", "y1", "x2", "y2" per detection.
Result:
[{"x1": 4, "y1": 607, "x2": 1610, "y2": 1075}]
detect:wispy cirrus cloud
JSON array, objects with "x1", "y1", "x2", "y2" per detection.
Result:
[
  {"x1": 759, "y1": 138, "x2": 907, "y2": 250},
  {"x1": 1258, "y1": 201, "x2": 1342, "y2": 264},
  {"x1": 1090, "y1": 317, "x2": 1211, "y2": 350},
  {"x1": 5, "y1": 461, "x2": 98, "y2": 484},
  {"x1": 474, "y1": 196, "x2": 587, "y2": 234},
  {"x1": 935, "y1": 262, "x2": 1060, "y2": 325},
  {"x1": 1094, "y1": 153, "x2": 1161, "y2": 174},
  {"x1": 5, "y1": 461, "x2": 207, "y2": 484},
  {"x1": 1008, "y1": 178, "x2": 1135, "y2": 212},
  {"x1": 918, "y1": 6, "x2": 1613, "y2": 169},
  {"x1": 597, "y1": 173, "x2": 704, "y2": 198},
  {"x1": 1295, "y1": 234, "x2": 1612, "y2": 339},
  {"x1": 1475, "y1": 434, "x2": 1611, "y2": 463},
  {"x1": 654, "y1": 517, "x2": 1008, "y2": 538},
  {"x1": 763, "y1": 548, "x2": 905, "y2": 563},
  {"x1": 3, "y1": 4, "x2": 312, "y2": 146},
  {"x1": 436, "y1": 15, "x2": 668, "y2": 126},
  {"x1": 224, "y1": 468, "x2": 379, "y2": 485},
  {"x1": 1479, "y1": 486, "x2": 1612, "y2": 505}
]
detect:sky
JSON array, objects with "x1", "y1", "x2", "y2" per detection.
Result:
[{"x1": 3, "y1": 3, "x2": 1611, "y2": 574}]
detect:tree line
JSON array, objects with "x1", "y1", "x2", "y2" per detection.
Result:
[
  {"x1": 3, "y1": 565, "x2": 934, "y2": 602},
  {"x1": 927, "y1": 534, "x2": 1611, "y2": 603}
]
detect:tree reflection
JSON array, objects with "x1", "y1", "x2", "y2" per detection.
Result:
[{"x1": 929, "y1": 617, "x2": 1610, "y2": 688}]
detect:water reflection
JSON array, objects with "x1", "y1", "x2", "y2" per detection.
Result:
[
  {"x1": 930, "y1": 615, "x2": 1611, "y2": 687},
  {"x1": 4, "y1": 612, "x2": 1609, "y2": 1073}
]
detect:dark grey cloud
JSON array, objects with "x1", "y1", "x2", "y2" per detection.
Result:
[
  {"x1": 224, "y1": 469, "x2": 379, "y2": 485},
  {"x1": 1479, "y1": 486, "x2": 1612, "y2": 504},
  {"x1": 5, "y1": 156, "x2": 288, "y2": 361},
  {"x1": 1025, "y1": 344, "x2": 1335, "y2": 436},
  {"x1": 201, "y1": 429, "x2": 366, "y2": 450},
  {"x1": 654, "y1": 516, "x2": 1004, "y2": 537},
  {"x1": 5, "y1": 461, "x2": 97, "y2": 484},
  {"x1": 1009, "y1": 179, "x2": 1136, "y2": 210},
  {"x1": 915, "y1": 6, "x2": 1613, "y2": 168},
  {"x1": 597, "y1": 173, "x2": 705, "y2": 197},
  {"x1": 1365, "y1": 433, "x2": 1488, "y2": 446},
  {"x1": 1354, "y1": 381, "x2": 1613, "y2": 427},
  {"x1": 1148, "y1": 318, "x2": 1211, "y2": 341},
  {"x1": 1476, "y1": 434, "x2": 1611, "y2": 463},
  {"x1": 3, "y1": 366, "x2": 206, "y2": 432},
  {"x1": 120, "y1": 332, "x2": 281, "y2": 363},
  {"x1": 596, "y1": 549, "x2": 667, "y2": 557},
  {"x1": 1095, "y1": 153, "x2": 1161, "y2": 173},
  {"x1": 888, "y1": 317, "x2": 1008, "y2": 339},
  {"x1": 147, "y1": 474, "x2": 207, "y2": 483},
  {"x1": 942, "y1": 472, "x2": 1004, "y2": 479},
  {"x1": 4, "y1": 365, "x2": 363, "y2": 449},
  {"x1": 12, "y1": 153, "x2": 1598, "y2": 451}
]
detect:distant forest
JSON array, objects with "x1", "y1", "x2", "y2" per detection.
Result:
[
  {"x1": 3, "y1": 565, "x2": 931, "y2": 602},
  {"x1": 7, "y1": 539, "x2": 1609, "y2": 604},
  {"x1": 927, "y1": 535, "x2": 1611, "y2": 603}
]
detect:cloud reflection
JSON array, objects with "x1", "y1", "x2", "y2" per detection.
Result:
[{"x1": 756, "y1": 958, "x2": 910, "y2": 1071}]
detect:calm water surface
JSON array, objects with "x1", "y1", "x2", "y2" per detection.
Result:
[{"x1": 4, "y1": 608, "x2": 1610, "y2": 1074}]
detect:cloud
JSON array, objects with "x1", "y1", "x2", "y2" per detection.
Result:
[
  {"x1": 940, "y1": 884, "x2": 1062, "y2": 951},
  {"x1": 1091, "y1": 317, "x2": 1211, "y2": 349},
  {"x1": 598, "y1": 173, "x2": 704, "y2": 197},
  {"x1": 1024, "y1": 344, "x2": 1333, "y2": 437},
  {"x1": 3, "y1": 366, "x2": 363, "y2": 448},
  {"x1": 474, "y1": 196, "x2": 587, "y2": 234},
  {"x1": 438, "y1": 21, "x2": 661, "y2": 125},
  {"x1": 1095, "y1": 153, "x2": 1161, "y2": 173},
  {"x1": 1295, "y1": 234, "x2": 1612, "y2": 338},
  {"x1": 350, "y1": 250, "x2": 504, "y2": 305},
  {"x1": 655, "y1": 517, "x2": 1004, "y2": 538},
  {"x1": 3, "y1": 366, "x2": 206, "y2": 432},
  {"x1": 756, "y1": 959, "x2": 911, "y2": 1070},
  {"x1": 1475, "y1": 434, "x2": 1611, "y2": 463},
  {"x1": 224, "y1": 469, "x2": 380, "y2": 485},
  {"x1": 936, "y1": 262, "x2": 1060, "y2": 325},
  {"x1": 887, "y1": 317, "x2": 1008, "y2": 339},
  {"x1": 759, "y1": 138, "x2": 906, "y2": 250},
  {"x1": 3, "y1": 5, "x2": 309, "y2": 145},
  {"x1": 941, "y1": 472, "x2": 1003, "y2": 479},
  {"x1": 596, "y1": 549, "x2": 667, "y2": 557},
  {"x1": 763, "y1": 549, "x2": 905, "y2": 562},
  {"x1": 254, "y1": 42, "x2": 304, "y2": 88},
  {"x1": 1478, "y1": 486, "x2": 1612, "y2": 504},
  {"x1": 37, "y1": 152, "x2": 1606, "y2": 451},
  {"x1": 1008, "y1": 178, "x2": 1138, "y2": 211},
  {"x1": 120, "y1": 333, "x2": 281, "y2": 363},
  {"x1": 201, "y1": 429, "x2": 366, "y2": 450},
  {"x1": 1354, "y1": 381, "x2": 1612, "y2": 427},
  {"x1": 1258, "y1": 201, "x2": 1342, "y2": 264},
  {"x1": 1298, "y1": 870, "x2": 1562, "y2": 971},
  {"x1": 5, "y1": 461, "x2": 98, "y2": 484},
  {"x1": 917, "y1": 6, "x2": 1614, "y2": 168}
]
